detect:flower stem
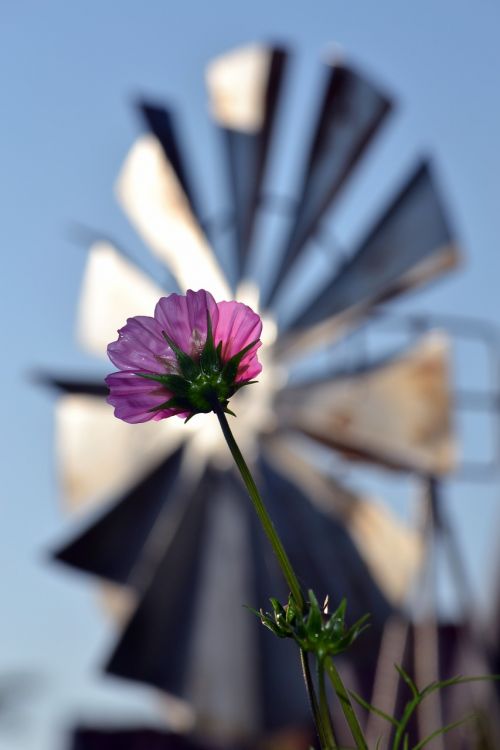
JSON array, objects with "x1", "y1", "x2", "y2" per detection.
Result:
[
  {"x1": 215, "y1": 405, "x2": 304, "y2": 609},
  {"x1": 301, "y1": 649, "x2": 329, "y2": 750},
  {"x1": 317, "y1": 656, "x2": 338, "y2": 749},
  {"x1": 215, "y1": 406, "x2": 334, "y2": 746},
  {"x1": 325, "y1": 658, "x2": 368, "y2": 750}
]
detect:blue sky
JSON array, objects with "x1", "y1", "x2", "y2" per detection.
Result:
[{"x1": 1, "y1": 2, "x2": 500, "y2": 748}]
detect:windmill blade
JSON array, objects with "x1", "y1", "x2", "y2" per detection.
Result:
[
  {"x1": 53, "y1": 446, "x2": 185, "y2": 587},
  {"x1": 206, "y1": 44, "x2": 288, "y2": 281},
  {"x1": 263, "y1": 433, "x2": 423, "y2": 606},
  {"x1": 244, "y1": 479, "x2": 312, "y2": 731},
  {"x1": 116, "y1": 133, "x2": 230, "y2": 300},
  {"x1": 249, "y1": 453, "x2": 390, "y2": 725},
  {"x1": 55, "y1": 394, "x2": 185, "y2": 512},
  {"x1": 278, "y1": 161, "x2": 460, "y2": 357},
  {"x1": 248, "y1": 458, "x2": 391, "y2": 730},
  {"x1": 106, "y1": 472, "x2": 263, "y2": 740},
  {"x1": 105, "y1": 458, "x2": 390, "y2": 736},
  {"x1": 105, "y1": 469, "x2": 217, "y2": 699},
  {"x1": 276, "y1": 332, "x2": 456, "y2": 476},
  {"x1": 35, "y1": 373, "x2": 108, "y2": 398},
  {"x1": 69, "y1": 728, "x2": 202, "y2": 748},
  {"x1": 255, "y1": 453, "x2": 392, "y2": 626},
  {"x1": 77, "y1": 241, "x2": 164, "y2": 359},
  {"x1": 139, "y1": 101, "x2": 200, "y2": 220},
  {"x1": 265, "y1": 59, "x2": 392, "y2": 306}
]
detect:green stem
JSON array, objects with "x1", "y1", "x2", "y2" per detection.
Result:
[
  {"x1": 325, "y1": 658, "x2": 368, "y2": 750},
  {"x1": 301, "y1": 649, "x2": 329, "y2": 750},
  {"x1": 215, "y1": 406, "x2": 335, "y2": 746},
  {"x1": 317, "y1": 656, "x2": 338, "y2": 749},
  {"x1": 215, "y1": 405, "x2": 304, "y2": 609}
]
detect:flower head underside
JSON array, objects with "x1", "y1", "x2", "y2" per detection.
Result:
[{"x1": 105, "y1": 289, "x2": 262, "y2": 423}]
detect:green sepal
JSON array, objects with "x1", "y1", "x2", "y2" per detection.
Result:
[
  {"x1": 232, "y1": 379, "x2": 259, "y2": 393},
  {"x1": 305, "y1": 590, "x2": 322, "y2": 637},
  {"x1": 270, "y1": 597, "x2": 286, "y2": 617},
  {"x1": 247, "y1": 604, "x2": 287, "y2": 638},
  {"x1": 255, "y1": 590, "x2": 370, "y2": 659},
  {"x1": 285, "y1": 594, "x2": 299, "y2": 626},
  {"x1": 162, "y1": 331, "x2": 198, "y2": 379},
  {"x1": 147, "y1": 396, "x2": 192, "y2": 413},
  {"x1": 325, "y1": 598, "x2": 347, "y2": 637},
  {"x1": 221, "y1": 339, "x2": 259, "y2": 385},
  {"x1": 261, "y1": 616, "x2": 287, "y2": 638},
  {"x1": 135, "y1": 372, "x2": 170, "y2": 384},
  {"x1": 200, "y1": 311, "x2": 220, "y2": 375},
  {"x1": 137, "y1": 372, "x2": 191, "y2": 396}
]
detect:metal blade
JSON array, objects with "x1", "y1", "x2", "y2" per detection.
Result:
[
  {"x1": 263, "y1": 432, "x2": 423, "y2": 606},
  {"x1": 255, "y1": 453, "x2": 392, "y2": 625},
  {"x1": 53, "y1": 446, "x2": 185, "y2": 587},
  {"x1": 139, "y1": 101, "x2": 199, "y2": 220},
  {"x1": 206, "y1": 44, "x2": 288, "y2": 280},
  {"x1": 105, "y1": 469, "x2": 215, "y2": 697},
  {"x1": 248, "y1": 454, "x2": 390, "y2": 727},
  {"x1": 116, "y1": 134, "x2": 230, "y2": 299},
  {"x1": 77, "y1": 241, "x2": 164, "y2": 359},
  {"x1": 276, "y1": 332, "x2": 456, "y2": 476},
  {"x1": 35, "y1": 373, "x2": 108, "y2": 398},
  {"x1": 265, "y1": 59, "x2": 392, "y2": 305},
  {"x1": 54, "y1": 394, "x2": 185, "y2": 512},
  {"x1": 279, "y1": 161, "x2": 460, "y2": 357},
  {"x1": 243, "y1": 477, "x2": 310, "y2": 731}
]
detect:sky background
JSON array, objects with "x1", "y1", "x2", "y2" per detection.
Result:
[{"x1": 1, "y1": 2, "x2": 500, "y2": 748}]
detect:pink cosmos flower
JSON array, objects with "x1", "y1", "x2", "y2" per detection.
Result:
[{"x1": 106, "y1": 289, "x2": 262, "y2": 423}]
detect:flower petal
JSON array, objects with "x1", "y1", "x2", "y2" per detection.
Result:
[
  {"x1": 107, "y1": 316, "x2": 174, "y2": 373},
  {"x1": 105, "y1": 291, "x2": 262, "y2": 423},
  {"x1": 154, "y1": 290, "x2": 219, "y2": 355},
  {"x1": 105, "y1": 371, "x2": 180, "y2": 424},
  {"x1": 215, "y1": 300, "x2": 262, "y2": 381}
]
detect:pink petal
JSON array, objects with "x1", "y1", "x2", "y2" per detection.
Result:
[
  {"x1": 107, "y1": 316, "x2": 175, "y2": 373},
  {"x1": 215, "y1": 301, "x2": 262, "y2": 381},
  {"x1": 105, "y1": 371, "x2": 179, "y2": 424},
  {"x1": 154, "y1": 290, "x2": 219, "y2": 355}
]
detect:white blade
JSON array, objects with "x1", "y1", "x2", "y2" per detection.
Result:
[
  {"x1": 116, "y1": 134, "x2": 230, "y2": 300},
  {"x1": 77, "y1": 241, "x2": 164, "y2": 358},
  {"x1": 206, "y1": 44, "x2": 274, "y2": 132},
  {"x1": 278, "y1": 332, "x2": 457, "y2": 476},
  {"x1": 265, "y1": 434, "x2": 423, "y2": 605},
  {"x1": 55, "y1": 394, "x2": 185, "y2": 512}
]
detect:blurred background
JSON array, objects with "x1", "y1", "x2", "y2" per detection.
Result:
[{"x1": 2, "y1": 1, "x2": 500, "y2": 748}]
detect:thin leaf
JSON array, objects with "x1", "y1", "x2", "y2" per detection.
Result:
[
  {"x1": 412, "y1": 713, "x2": 476, "y2": 750},
  {"x1": 393, "y1": 673, "x2": 499, "y2": 750},
  {"x1": 349, "y1": 690, "x2": 399, "y2": 729},
  {"x1": 392, "y1": 695, "x2": 420, "y2": 750},
  {"x1": 420, "y1": 673, "x2": 500, "y2": 700},
  {"x1": 325, "y1": 658, "x2": 369, "y2": 750},
  {"x1": 395, "y1": 664, "x2": 419, "y2": 699}
]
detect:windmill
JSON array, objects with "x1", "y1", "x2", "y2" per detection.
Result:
[{"x1": 41, "y1": 42, "x2": 494, "y2": 746}]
